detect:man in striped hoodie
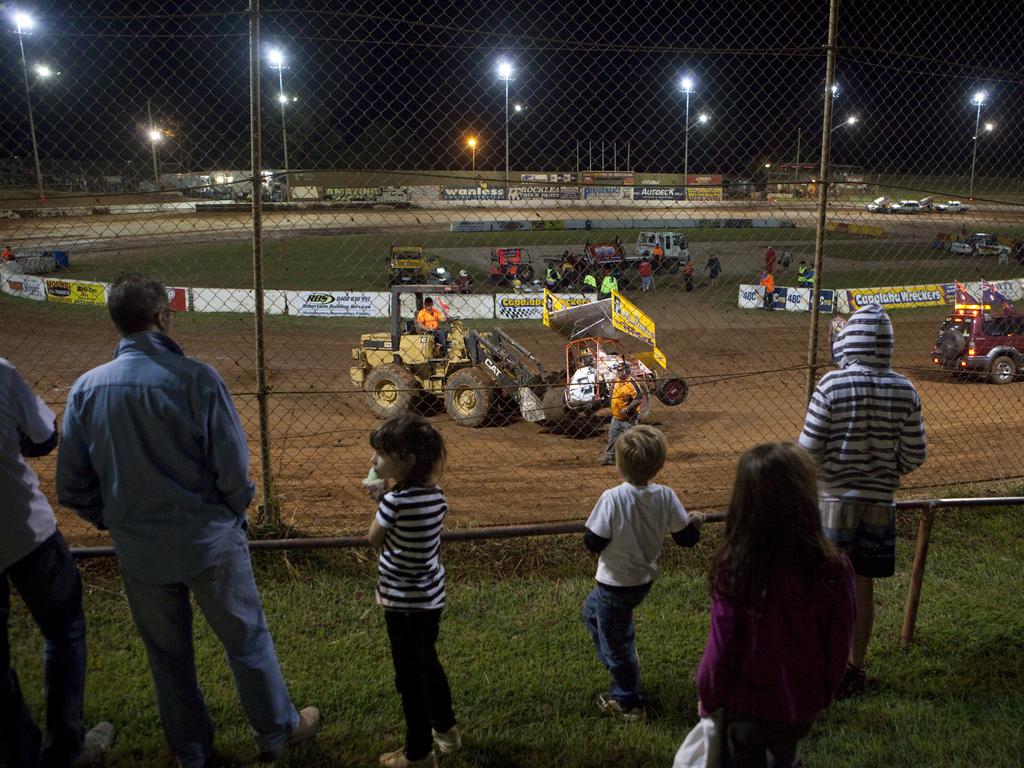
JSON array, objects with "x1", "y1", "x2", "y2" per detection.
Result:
[{"x1": 798, "y1": 303, "x2": 927, "y2": 697}]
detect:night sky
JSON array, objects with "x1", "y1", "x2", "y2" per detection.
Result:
[{"x1": 1, "y1": 1, "x2": 1022, "y2": 183}]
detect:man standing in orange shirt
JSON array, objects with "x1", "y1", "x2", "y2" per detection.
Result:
[
  {"x1": 601, "y1": 363, "x2": 642, "y2": 465},
  {"x1": 759, "y1": 270, "x2": 776, "y2": 310},
  {"x1": 414, "y1": 297, "x2": 448, "y2": 354}
]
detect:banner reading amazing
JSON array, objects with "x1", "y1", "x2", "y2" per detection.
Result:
[{"x1": 846, "y1": 284, "x2": 947, "y2": 311}]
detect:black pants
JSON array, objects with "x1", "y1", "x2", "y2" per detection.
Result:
[
  {"x1": 723, "y1": 712, "x2": 812, "y2": 768},
  {"x1": 385, "y1": 609, "x2": 456, "y2": 760}
]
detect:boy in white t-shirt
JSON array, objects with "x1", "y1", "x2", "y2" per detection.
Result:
[{"x1": 582, "y1": 425, "x2": 704, "y2": 722}]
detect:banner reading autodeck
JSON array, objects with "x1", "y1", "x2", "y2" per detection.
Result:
[
  {"x1": 846, "y1": 284, "x2": 947, "y2": 311},
  {"x1": 44, "y1": 278, "x2": 107, "y2": 306}
]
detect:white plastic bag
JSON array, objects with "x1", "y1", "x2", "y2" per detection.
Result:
[{"x1": 672, "y1": 712, "x2": 722, "y2": 768}]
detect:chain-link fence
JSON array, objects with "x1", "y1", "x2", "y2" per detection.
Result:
[{"x1": 2, "y1": 1, "x2": 1023, "y2": 545}]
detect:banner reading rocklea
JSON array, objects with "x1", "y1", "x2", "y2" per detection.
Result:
[
  {"x1": 44, "y1": 278, "x2": 107, "y2": 306},
  {"x1": 846, "y1": 284, "x2": 948, "y2": 311}
]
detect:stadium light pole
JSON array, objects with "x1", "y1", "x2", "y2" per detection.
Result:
[
  {"x1": 13, "y1": 12, "x2": 46, "y2": 202},
  {"x1": 466, "y1": 136, "x2": 478, "y2": 173},
  {"x1": 147, "y1": 100, "x2": 163, "y2": 190},
  {"x1": 830, "y1": 115, "x2": 858, "y2": 133},
  {"x1": 968, "y1": 90, "x2": 988, "y2": 201},
  {"x1": 680, "y1": 76, "x2": 696, "y2": 198},
  {"x1": 497, "y1": 60, "x2": 514, "y2": 187},
  {"x1": 268, "y1": 48, "x2": 293, "y2": 202}
]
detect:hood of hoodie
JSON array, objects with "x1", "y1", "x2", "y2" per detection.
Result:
[{"x1": 832, "y1": 303, "x2": 893, "y2": 370}]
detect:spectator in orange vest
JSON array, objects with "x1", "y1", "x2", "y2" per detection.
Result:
[{"x1": 759, "y1": 270, "x2": 776, "y2": 310}]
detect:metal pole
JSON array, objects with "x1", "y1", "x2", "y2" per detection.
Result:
[
  {"x1": 249, "y1": 0, "x2": 278, "y2": 528},
  {"x1": 804, "y1": 0, "x2": 841, "y2": 402},
  {"x1": 968, "y1": 102, "x2": 981, "y2": 201},
  {"x1": 627, "y1": 140, "x2": 630, "y2": 172},
  {"x1": 793, "y1": 127, "x2": 802, "y2": 195},
  {"x1": 684, "y1": 90, "x2": 691, "y2": 197},
  {"x1": 613, "y1": 141, "x2": 617, "y2": 172},
  {"x1": 471, "y1": 145, "x2": 476, "y2": 173},
  {"x1": 16, "y1": 30, "x2": 45, "y2": 202},
  {"x1": 588, "y1": 139, "x2": 592, "y2": 172},
  {"x1": 278, "y1": 66, "x2": 290, "y2": 202},
  {"x1": 504, "y1": 79, "x2": 510, "y2": 186},
  {"x1": 575, "y1": 138, "x2": 579, "y2": 176},
  {"x1": 147, "y1": 99, "x2": 160, "y2": 190},
  {"x1": 601, "y1": 139, "x2": 605, "y2": 171},
  {"x1": 900, "y1": 503, "x2": 937, "y2": 648}
]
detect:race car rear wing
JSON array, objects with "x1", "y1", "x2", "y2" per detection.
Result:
[{"x1": 542, "y1": 289, "x2": 667, "y2": 368}]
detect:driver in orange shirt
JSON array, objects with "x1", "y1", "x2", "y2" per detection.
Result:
[{"x1": 415, "y1": 297, "x2": 448, "y2": 354}]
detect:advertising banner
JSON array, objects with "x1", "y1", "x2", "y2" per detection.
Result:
[
  {"x1": 495, "y1": 292, "x2": 589, "y2": 320},
  {"x1": 449, "y1": 221, "x2": 492, "y2": 232},
  {"x1": 846, "y1": 284, "x2": 948, "y2": 311},
  {"x1": 531, "y1": 220, "x2": 565, "y2": 231},
  {"x1": 288, "y1": 291, "x2": 390, "y2": 318},
  {"x1": 441, "y1": 186, "x2": 507, "y2": 201},
  {"x1": 191, "y1": 288, "x2": 287, "y2": 314},
  {"x1": 509, "y1": 186, "x2": 578, "y2": 201},
  {"x1": 685, "y1": 187, "x2": 724, "y2": 201},
  {"x1": 1, "y1": 273, "x2": 46, "y2": 301},
  {"x1": 610, "y1": 291, "x2": 656, "y2": 347},
  {"x1": 685, "y1": 175, "x2": 724, "y2": 185},
  {"x1": 582, "y1": 172, "x2": 634, "y2": 185},
  {"x1": 583, "y1": 187, "x2": 628, "y2": 200},
  {"x1": 323, "y1": 187, "x2": 410, "y2": 204},
  {"x1": 44, "y1": 278, "x2": 107, "y2": 306},
  {"x1": 167, "y1": 287, "x2": 188, "y2": 312},
  {"x1": 632, "y1": 187, "x2": 686, "y2": 201}
]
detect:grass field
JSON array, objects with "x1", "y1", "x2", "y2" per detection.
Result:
[
  {"x1": 55, "y1": 226, "x2": 1024, "y2": 294},
  {"x1": 8, "y1": 496, "x2": 1024, "y2": 767}
]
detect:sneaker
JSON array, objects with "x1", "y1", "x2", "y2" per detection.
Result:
[
  {"x1": 599, "y1": 459, "x2": 616, "y2": 466},
  {"x1": 378, "y1": 747, "x2": 438, "y2": 767},
  {"x1": 432, "y1": 725, "x2": 462, "y2": 755},
  {"x1": 835, "y1": 665, "x2": 867, "y2": 700},
  {"x1": 597, "y1": 692, "x2": 646, "y2": 723},
  {"x1": 73, "y1": 722, "x2": 115, "y2": 766},
  {"x1": 259, "y1": 706, "x2": 321, "y2": 762}
]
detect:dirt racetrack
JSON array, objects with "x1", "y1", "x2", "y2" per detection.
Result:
[{"x1": 4, "y1": 286, "x2": 1023, "y2": 547}]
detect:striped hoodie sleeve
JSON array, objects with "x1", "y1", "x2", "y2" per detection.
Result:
[
  {"x1": 798, "y1": 384, "x2": 833, "y2": 461},
  {"x1": 895, "y1": 392, "x2": 927, "y2": 475}
]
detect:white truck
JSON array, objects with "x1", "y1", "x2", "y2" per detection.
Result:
[
  {"x1": 635, "y1": 231, "x2": 689, "y2": 273},
  {"x1": 934, "y1": 200, "x2": 969, "y2": 213}
]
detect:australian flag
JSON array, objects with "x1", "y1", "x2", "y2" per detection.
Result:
[
  {"x1": 955, "y1": 280, "x2": 979, "y2": 304},
  {"x1": 982, "y1": 280, "x2": 1016, "y2": 312}
]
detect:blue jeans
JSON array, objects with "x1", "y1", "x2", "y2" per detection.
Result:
[
  {"x1": 603, "y1": 417, "x2": 637, "y2": 464},
  {"x1": 0, "y1": 531, "x2": 86, "y2": 768},
  {"x1": 582, "y1": 583, "x2": 652, "y2": 709},
  {"x1": 120, "y1": 529, "x2": 298, "y2": 768}
]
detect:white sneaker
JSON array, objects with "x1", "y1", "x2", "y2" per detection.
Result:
[
  {"x1": 259, "y1": 706, "x2": 321, "y2": 762},
  {"x1": 432, "y1": 725, "x2": 462, "y2": 754},
  {"x1": 73, "y1": 722, "x2": 115, "y2": 767}
]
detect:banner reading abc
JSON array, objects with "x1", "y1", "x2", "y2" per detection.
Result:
[
  {"x1": 45, "y1": 278, "x2": 107, "y2": 306},
  {"x1": 847, "y1": 284, "x2": 947, "y2": 311}
]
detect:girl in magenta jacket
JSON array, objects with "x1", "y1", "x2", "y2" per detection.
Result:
[{"x1": 697, "y1": 442, "x2": 856, "y2": 768}]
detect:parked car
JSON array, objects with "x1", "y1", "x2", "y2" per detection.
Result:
[
  {"x1": 934, "y1": 200, "x2": 969, "y2": 213},
  {"x1": 932, "y1": 306, "x2": 1024, "y2": 384},
  {"x1": 890, "y1": 197, "x2": 931, "y2": 213},
  {"x1": 949, "y1": 233, "x2": 1011, "y2": 259}
]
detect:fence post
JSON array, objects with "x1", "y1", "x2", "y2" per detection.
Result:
[
  {"x1": 900, "y1": 502, "x2": 937, "y2": 648},
  {"x1": 248, "y1": 0, "x2": 279, "y2": 528},
  {"x1": 804, "y1": 0, "x2": 841, "y2": 403}
]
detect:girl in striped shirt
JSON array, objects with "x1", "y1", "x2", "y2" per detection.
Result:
[{"x1": 366, "y1": 415, "x2": 459, "y2": 768}]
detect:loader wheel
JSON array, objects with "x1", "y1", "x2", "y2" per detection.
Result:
[
  {"x1": 655, "y1": 375, "x2": 689, "y2": 406},
  {"x1": 444, "y1": 367, "x2": 494, "y2": 427},
  {"x1": 365, "y1": 364, "x2": 418, "y2": 419},
  {"x1": 541, "y1": 385, "x2": 567, "y2": 424}
]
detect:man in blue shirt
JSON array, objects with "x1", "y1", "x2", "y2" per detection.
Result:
[
  {"x1": 1, "y1": 358, "x2": 113, "y2": 766},
  {"x1": 56, "y1": 275, "x2": 319, "y2": 766}
]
